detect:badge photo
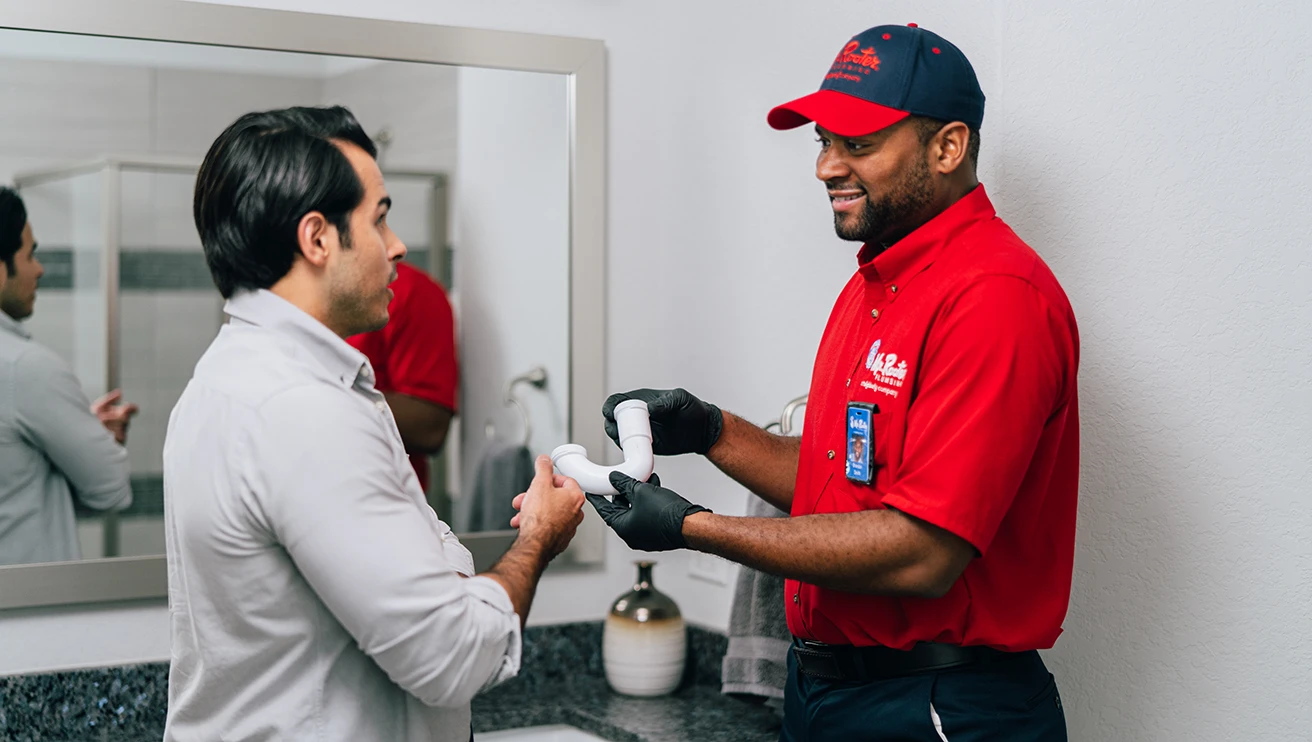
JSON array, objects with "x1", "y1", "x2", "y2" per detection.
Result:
[{"x1": 845, "y1": 402, "x2": 878, "y2": 484}]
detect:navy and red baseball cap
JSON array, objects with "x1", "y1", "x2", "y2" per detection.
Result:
[{"x1": 768, "y1": 23, "x2": 985, "y2": 137}]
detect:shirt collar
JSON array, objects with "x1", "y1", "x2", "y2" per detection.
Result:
[
  {"x1": 0, "y1": 310, "x2": 31, "y2": 340},
  {"x1": 224, "y1": 289, "x2": 372, "y2": 389},
  {"x1": 857, "y1": 184, "x2": 997, "y2": 288}
]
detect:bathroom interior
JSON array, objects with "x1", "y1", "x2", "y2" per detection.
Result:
[{"x1": 0, "y1": 1, "x2": 1306, "y2": 741}]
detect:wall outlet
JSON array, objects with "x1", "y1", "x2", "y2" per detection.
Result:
[{"x1": 688, "y1": 552, "x2": 732, "y2": 586}]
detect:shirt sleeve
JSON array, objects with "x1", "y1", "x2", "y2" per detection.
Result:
[
  {"x1": 880, "y1": 276, "x2": 1075, "y2": 554},
  {"x1": 13, "y1": 347, "x2": 132, "y2": 510},
  {"x1": 384, "y1": 277, "x2": 459, "y2": 412},
  {"x1": 254, "y1": 386, "x2": 518, "y2": 707}
]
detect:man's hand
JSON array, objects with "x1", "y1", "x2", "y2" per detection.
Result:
[
  {"x1": 602, "y1": 388, "x2": 723, "y2": 456},
  {"x1": 585, "y1": 471, "x2": 710, "y2": 552},
  {"x1": 90, "y1": 389, "x2": 139, "y2": 445},
  {"x1": 511, "y1": 456, "x2": 586, "y2": 560}
]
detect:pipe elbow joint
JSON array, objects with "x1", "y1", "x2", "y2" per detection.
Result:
[{"x1": 550, "y1": 400, "x2": 653, "y2": 495}]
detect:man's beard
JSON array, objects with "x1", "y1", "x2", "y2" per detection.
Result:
[{"x1": 833, "y1": 156, "x2": 934, "y2": 244}]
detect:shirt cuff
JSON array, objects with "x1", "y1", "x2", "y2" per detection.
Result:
[
  {"x1": 442, "y1": 534, "x2": 476, "y2": 577},
  {"x1": 465, "y1": 575, "x2": 522, "y2": 690}
]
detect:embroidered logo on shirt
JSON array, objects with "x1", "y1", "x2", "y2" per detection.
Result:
[
  {"x1": 861, "y1": 339, "x2": 909, "y2": 398},
  {"x1": 864, "y1": 339, "x2": 882, "y2": 370}
]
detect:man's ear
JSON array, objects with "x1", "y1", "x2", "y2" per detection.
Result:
[
  {"x1": 931, "y1": 121, "x2": 972, "y2": 176},
  {"x1": 295, "y1": 211, "x2": 334, "y2": 268}
]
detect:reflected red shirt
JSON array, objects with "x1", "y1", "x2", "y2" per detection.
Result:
[
  {"x1": 347, "y1": 262, "x2": 458, "y2": 492},
  {"x1": 786, "y1": 186, "x2": 1080, "y2": 652}
]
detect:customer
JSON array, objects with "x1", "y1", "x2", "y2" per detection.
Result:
[
  {"x1": 164, "y1": 106, "x2": 586, "y2": 742},
  {"x1": 0, "y1": 186, "x2": 136, "y2": 566}
]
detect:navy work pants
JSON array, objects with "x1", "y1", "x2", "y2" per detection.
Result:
[{"x1": 780, "y1": 648, "x2": 1067, "y2": 741}]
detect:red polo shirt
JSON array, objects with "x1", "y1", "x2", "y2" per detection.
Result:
[
  {"x1": 785, "y1": 185, "x2": 1080, "y2": 652},
  {"x1": 347, "y1": 262, "x2": 459, "y2": 493}
]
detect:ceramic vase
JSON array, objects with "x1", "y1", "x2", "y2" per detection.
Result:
[{"x1": 602, "y1": 561, "x2": 686, "y2": 697}]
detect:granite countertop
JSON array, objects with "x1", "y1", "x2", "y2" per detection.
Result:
[
  {"x1": 474, "y1": 674, "x2": 780, "y2": 742},
  {"x1": 0, "y1": 622, "x2": 783, "y2": 742}
]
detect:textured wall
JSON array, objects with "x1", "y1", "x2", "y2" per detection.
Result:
[{"x1": 992, "y1": 2, "x2": 1312, "y2": 739}]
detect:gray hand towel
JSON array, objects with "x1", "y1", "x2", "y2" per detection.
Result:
[
  {"x1": 721, "y1": 493, "x2": 791, "y2": 706},
  {"x1": 459, "y1": 441, "x2": 534, "y2": 532}
]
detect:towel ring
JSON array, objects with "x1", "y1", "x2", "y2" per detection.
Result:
[
  {"x1": 779, "y1": 394, "x2": 807, "y2": 435},
  {"x1": 494, "y1": 366, "x2": 548, "y2": 447},
  {"x1": 764, "y1": 394, "x2": 808, "y2": 435}
]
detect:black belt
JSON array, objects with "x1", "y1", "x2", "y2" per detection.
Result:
[{"x1": 791, "y1": 638, "x2": 1024, "y2": 682}]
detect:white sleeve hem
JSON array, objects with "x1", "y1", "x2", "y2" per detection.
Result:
[{"x1": 466, "y1": 575, "x2": 521, "y2": 690}]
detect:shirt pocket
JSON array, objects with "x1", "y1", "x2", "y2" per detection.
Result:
[
  {"x1": 870, "y1": 407, "x2": 893, "y2": 468},
  {"x1": 847, "y1": 397, "x2": 893, "y2": 468}
]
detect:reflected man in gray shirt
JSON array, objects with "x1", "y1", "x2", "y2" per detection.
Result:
[
  {"x1": 0, "y1": 187, "x2": 137, "y2": 566},
  {"x1": 163, "y1": 106, "x2": 587, "y2": 742}
]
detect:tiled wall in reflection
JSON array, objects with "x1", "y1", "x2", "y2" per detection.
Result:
[{"x1": 4, "y1": 54, "x2": 457, "y2": 487}]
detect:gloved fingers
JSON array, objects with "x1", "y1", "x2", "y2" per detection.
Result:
[
  {"x1": 644, "y1": 388, "x2": 680, "y2": 416},
  {"x1": 609, "y1": 470, "x2": 640, "y2": 496},
  {"x1": 601, "y1": 392, "x2": 630, "y2": 420},
  {"x1": 585, "y1": 494, "x2": 621, "y2": 521}
]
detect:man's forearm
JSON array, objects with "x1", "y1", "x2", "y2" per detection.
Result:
[
  {"x1": 480, "y1": 536, "x2": 551, "y2": 628},
  {"x1": 681, "y1": 510, "x2": 968, "y2": 599},
  {"x1": 383, "y1": 392, "x2": 453, "y2": 454},
  {"x1": 706, "y1": 411, "x2": 801, "y2": 511}
]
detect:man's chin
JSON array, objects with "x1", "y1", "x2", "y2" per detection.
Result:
[
  {"x1": 0, "y1": 300, "x2": 33, "y2": 321},
  {"x1": 365, "y1": 309, "x2": 390, "y2": 334},
  {"x1": 833, "y1": 217, "x2": 873, "y2": 243}
]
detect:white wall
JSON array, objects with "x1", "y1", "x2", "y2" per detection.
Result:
[
  {"x1": 451, "y1": 66, "x2": 571, "y2": 524},
  {"x1": 2, "y1": 2, "x2": 1308, "y2": 740},
  {"x1": 321, "y1": 60, "x2": 459, "y2": 175}
]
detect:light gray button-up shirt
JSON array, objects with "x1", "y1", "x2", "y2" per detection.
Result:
[
  {"x1": 163, "y1": 289, "x2": 520, "y2": 742},
  {"x1": 0, "y1": 311, "x2": 132, "y2": 565}
]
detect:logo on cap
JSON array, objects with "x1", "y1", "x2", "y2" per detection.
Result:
[{"x1": 826, "y1": 40, "x2": 881, "y2": 84}]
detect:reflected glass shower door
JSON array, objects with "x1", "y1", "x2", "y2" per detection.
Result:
[
  {"x1": 116, "y1": 164, "x2": 223, "y2": 558},
  {"x1": 16, "y1": 166, "x2": 114, "y2": 557}
]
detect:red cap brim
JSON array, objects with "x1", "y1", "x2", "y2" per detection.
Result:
[{"x1": 767, "y1": 90, "x2": 910, "y2": 138}]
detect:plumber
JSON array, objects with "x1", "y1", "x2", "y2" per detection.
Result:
[{"x1": 588, "y1": 23, "x2": 1080, "y2": 741}]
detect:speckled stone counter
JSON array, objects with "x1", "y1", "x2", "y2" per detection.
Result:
[
  {"x1": 474, "y1": 675, "x2": 779, "y2": 742},
  {"x1": 0, "y1": 622, "x2": 782, "y2": 742}
]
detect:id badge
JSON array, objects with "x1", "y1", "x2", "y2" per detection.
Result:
[{"x1": 845, "y1": 402, "x2": 879, "y2": 484}]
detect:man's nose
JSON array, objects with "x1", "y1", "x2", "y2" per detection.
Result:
[{"x1": 816, "y1": 147, "x2": 850, "y2": 183}]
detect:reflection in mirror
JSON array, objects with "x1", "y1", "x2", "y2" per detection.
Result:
[{"x1": 0, "y1": 28, "x2": 571, "y2": 567}]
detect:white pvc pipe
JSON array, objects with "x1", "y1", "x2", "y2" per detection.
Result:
[{"x1": 551, "y1": 399, "x2": 654, "y2": 496}]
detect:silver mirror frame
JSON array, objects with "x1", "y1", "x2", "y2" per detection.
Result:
[{"x1": 0, "y1": 0, "x2": 607, "y2": 610}]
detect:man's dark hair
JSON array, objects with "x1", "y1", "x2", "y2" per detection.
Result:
[
  {"x1": 912, "y1": 116, "x2": 981, "y2": 174},
  {"x1": 0, "y1": 187, "x2": 27, "y2": 278},
  {"x1": 194, "y1": 106, "x2": 377, "y2": 299}
]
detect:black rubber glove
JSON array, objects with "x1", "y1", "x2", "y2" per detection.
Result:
[
  {"x1": 602, "y1": 388, "x2": 723, "y2": 456},
  {"x1": 586, "y1": 472, "x2": 711, "y2": 552}
]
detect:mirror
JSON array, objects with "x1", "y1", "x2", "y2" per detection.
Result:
[{"x1": 0, "y1": 0, "x2": 606, "y2": 607}]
